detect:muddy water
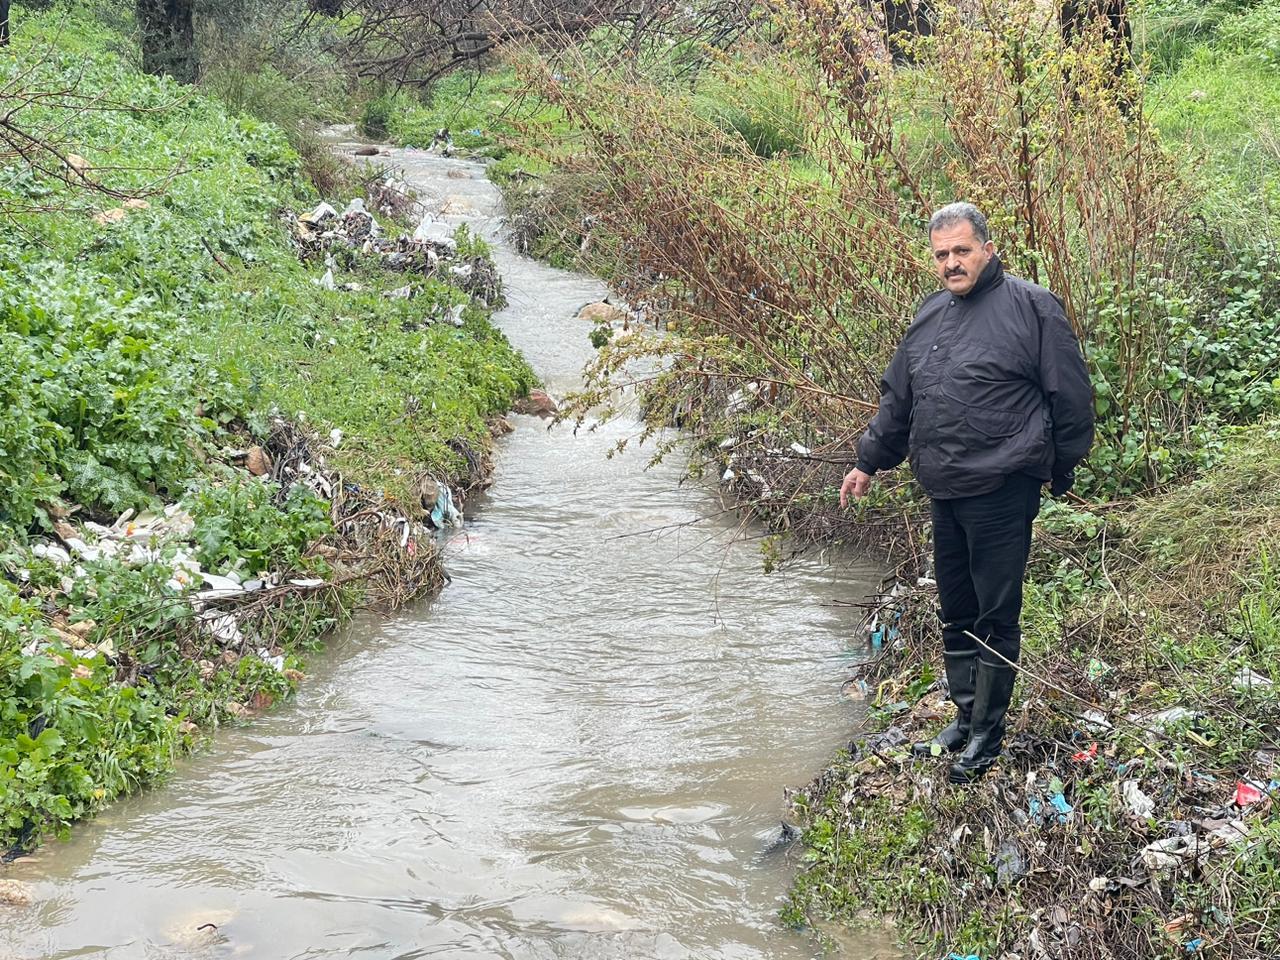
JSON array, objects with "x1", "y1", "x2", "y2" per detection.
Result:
[{"x1": 1, "y1": 131, "x2": 896, "y2": 960}]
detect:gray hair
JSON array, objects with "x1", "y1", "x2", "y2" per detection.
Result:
[{"x1": 928, "y1": 202, "x2": 990, "y2": 244}]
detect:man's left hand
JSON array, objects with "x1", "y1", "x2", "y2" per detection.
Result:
[{"x1": 840, "y1": 468, "x2": 873, "y2": 507}]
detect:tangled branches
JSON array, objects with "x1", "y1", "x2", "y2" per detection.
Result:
[{"x1": 519, "y1": 0, "x2": 1203, "y2": 519}]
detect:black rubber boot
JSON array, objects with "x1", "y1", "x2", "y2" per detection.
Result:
[
  {"x1": 948, "y1": 659, "x2": 1016, "y2": 784},
  {"x1": 912, "y1": 649, "x2": 977, "y2": 757}
]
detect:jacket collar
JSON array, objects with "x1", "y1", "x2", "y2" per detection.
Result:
[{"x1": 960, "y1": 255, "x2": 1004, "y2": 299}]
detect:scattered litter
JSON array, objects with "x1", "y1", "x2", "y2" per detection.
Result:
[
  {"x1": 427, "y1": 484, "x2": 462, "y2": 530},
  {"x1": 1233, "y1": 780, "x2": 1269, "y2": 807},
  {"x1": 92, "y1": 207, "x2": 127, "y2": 226},
  {"x1": 1233, "y1": 667, "x2": 1274, "y2": 691},
  {"x1": 1121, "y1": 780, "x2": 1155, "y2": 818},
  {"x1": 1141, "y1": 835, "x2": 1211, "y2": 872},
  {"x1": 1071, "y1": 742, "x2": 1098, "y2": 764},
  {"x1": 1146, "y1": 706, "x2": 1196, "y2": 730},
  {"x1": 994, "y1": 840, "x2": 1027, "y2": 885},
  {"x1": 317, "y1": 268, "x2": 336, "y2": 290},
  {"x1": 412, "y1": 214, "x2": 457, "y2": 248},
  {"x1": 1086, "y1": 658, "x2": 1111, "y2": 680},
  {"x1": 1078, "y1": 708, "x2": 1113, "y2": 732},
  {"x1": 789, "y1": 441, "x2": 811, "y2": 456},
  {"x1": 299, "y1": 201, "x2": 337, "y2": 226},
  {"x1": 199, "y1": 610, "x2": 243, "y2": 646},
  {"x1": 842, "y1": 677, "x2": 870, "y2": 701}
]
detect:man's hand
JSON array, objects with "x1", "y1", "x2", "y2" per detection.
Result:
[{"x1": 840, "y1": 468, "x2": 873, "y2": 508}]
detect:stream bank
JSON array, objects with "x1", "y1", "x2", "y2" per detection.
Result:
[{"x1": 0, "y1": 16, "x2": 532, "y2": 859}]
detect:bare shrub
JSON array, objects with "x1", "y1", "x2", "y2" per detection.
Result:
[{"x1": 516, "y1": 0, "x2": 1201, "y2": 516}]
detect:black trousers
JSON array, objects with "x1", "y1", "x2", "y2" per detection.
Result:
[{"x1": 931, "y1": 473, "x2": 1042, "y2": 665}]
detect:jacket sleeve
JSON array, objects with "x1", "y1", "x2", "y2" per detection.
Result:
[
  {"x1": 855, "y1": 340, "x2": 913, "y2": 474},
  {"x1": 1036, "y1": 294, "x2": 1095, "y2": 482}
]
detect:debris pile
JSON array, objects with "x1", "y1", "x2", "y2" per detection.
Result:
[
  {"x1": 283, "y1": 193, "x2": 503, "y2": 309},
  {"x1": 18, "y1": 414, "x2": 466, "y2": 709}
]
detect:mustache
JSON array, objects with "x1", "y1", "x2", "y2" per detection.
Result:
[{"x1": 945, "y1": 267, "x2": 967, "y2": 277}]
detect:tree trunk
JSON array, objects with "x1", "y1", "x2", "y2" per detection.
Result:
[
  {"x1": 136, "y1": 0, "x2": 199, "y2": 83},
  {"x1": 0, "y1": 0, "x2": 12, "y2": 47}
]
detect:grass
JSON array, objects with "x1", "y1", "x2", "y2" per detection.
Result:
[{"x1": 1146, "y1": 0, "x2": 1280, "y2": 235}]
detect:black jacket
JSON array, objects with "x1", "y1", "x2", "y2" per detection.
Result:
[{"x1": 855, "y1": 258, "x2": 1094, "y2": 500}]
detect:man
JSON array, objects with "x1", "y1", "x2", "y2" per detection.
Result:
[{"x1": 840, "y1": 203, "x2": 1094, "y2": 784}]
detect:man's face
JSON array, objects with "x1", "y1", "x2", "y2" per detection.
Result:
[{"x1": 930, "y1": 223, "x2": 995, "y2": 296}]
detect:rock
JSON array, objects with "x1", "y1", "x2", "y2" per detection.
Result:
[
  {"x1": 514, "y1": 389, "x2": 558, "y2": 418},
  {"x1": 66, "y1": 153, "x2": 89, "y2": 173},
  {"x1": 0, "y1": 879, "x2": 32, "y2": 906},
  {"x1": 249, "y1": 690, "x2": 274, "y2": 711},
  {"x1": 353, "y1": 146, "x2": 379, "y2": 156},
  {"x1": 123, "y1": 198, "x2": 150, "y2": 210},
  {"x1": 245, "y1": 445, "x2": 272, "y2": 476},
  {"x1": 93, "y1": 208, "x2": 126, "y2": 226},
  {"x1": 447, "y1": 169, "x2": 470, "y2": 180},
  {"x1": 224, "y1": 701, "x2": 249, "y2": 718},
  {"x1": 577, "y1": 300, "x2": 627, "y2": 325}
]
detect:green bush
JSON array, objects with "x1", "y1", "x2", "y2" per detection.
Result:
[{"x1": 186, "y1": 477, "x2": 332, "y2": 576}]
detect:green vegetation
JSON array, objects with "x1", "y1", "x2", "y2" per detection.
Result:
[
  {"x1": 1145, "y1": 0, "x2": 1280, "y2": 233},
  {"x1": 0, "y1": 11, "x2": 532, "y2": 851}
]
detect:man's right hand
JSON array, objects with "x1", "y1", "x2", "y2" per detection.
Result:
[{"x1": 839, "y1": 468, "x2": 873, "y2": 508}]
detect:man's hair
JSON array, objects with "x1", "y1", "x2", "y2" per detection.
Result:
[{"x1": 928, "y1": 202, "x2": 990, "y2": 244}]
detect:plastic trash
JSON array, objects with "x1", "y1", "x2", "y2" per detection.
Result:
[
  {"x1": 429, "y1": 485, "x2": 462, "y2": 530},
  {"x1": 1234, "y1": 781, "x2": 1266, "y2": 807},
  {"x1": 1141, "y1": 835, "x2": 1211, "y2": 872},
  {"x1": 1079, "y1": 708, "x2": 1113, "y2": 731},
  {"x1": 994, "y1": 840, "x2": 1027, "y2": 885},
  {"x1": 1071, "y1": 742, "x2": 1098, "y2": 764},
  {"x1": 1147, "y1": 705, "x2": 1197, "y2": 730},
  {"x1": 412, "y1": 214, "x2": 457, "y2": 247},
  {"x1": 1233, "y1": 667, "x2": 1274, "y2": 691},
  {"x1": 299, "y1": 201, "x2": 337, "y2": 225},
  {"x1": 1121, "y1": 780, "x2": 1156, "y2": 818},
  {"x1": 317, "y1": 268, "x2": 336, "y2": 290}
]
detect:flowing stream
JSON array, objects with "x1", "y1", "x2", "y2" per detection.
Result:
[{"x1": 2, "y1": 131, "x2": 896, "y2": 960}]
